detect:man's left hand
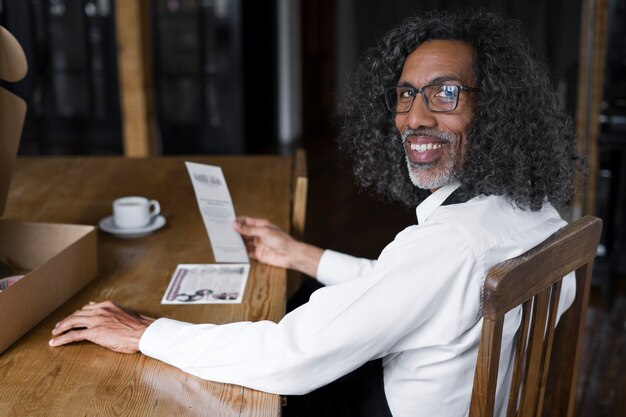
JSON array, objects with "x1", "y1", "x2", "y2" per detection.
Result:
[{"x1": 49, "y1": 300, "x2": 155, "y2": 354}]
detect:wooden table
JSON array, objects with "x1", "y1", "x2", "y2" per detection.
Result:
[{"x1": 0, "y1": 156, "x2": 292, "y2": 416}]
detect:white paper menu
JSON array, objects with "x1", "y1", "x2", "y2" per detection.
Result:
[
  {"x1": 161, "y1": 264, "x2": 250, "y2": 304},
  {"x1": 185, "y1": 162, "x2": 249, "y2": 263}
]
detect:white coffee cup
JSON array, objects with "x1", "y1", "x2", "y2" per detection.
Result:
[{"x1": 112, "y1": 196, "x2": 160, "y2": 229}]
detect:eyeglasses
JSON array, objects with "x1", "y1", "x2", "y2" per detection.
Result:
[{"x1": 384, "y1": 84, "x2": 480, "y2": 114}]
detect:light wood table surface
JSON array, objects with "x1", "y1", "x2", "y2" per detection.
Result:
[{"x1": 0, "y1": 156, "x2": 292, "y2": 417}]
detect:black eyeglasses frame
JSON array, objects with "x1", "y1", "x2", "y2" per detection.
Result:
[{"x1": 384, "y1": 84, "x2": 480, "y2": 114}]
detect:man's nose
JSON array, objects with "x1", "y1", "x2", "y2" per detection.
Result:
[{"x1": 399, "y1": 96, "x2": 437, "y2": 130}]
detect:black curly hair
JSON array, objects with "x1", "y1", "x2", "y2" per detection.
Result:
[{"x1": 338, "y1": 9, "x2": 582, "y2": 210}]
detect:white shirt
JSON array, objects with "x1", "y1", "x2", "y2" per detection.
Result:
[{"x1": 139, "y1": 183, "x2": 574, "y2": 417}]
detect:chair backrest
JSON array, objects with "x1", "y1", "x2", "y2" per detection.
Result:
[
  {"x1": 0, "y1": 25, "x2": 28, "y2": 217},
  {"x1": 469, "y1": 215, "x2": 602, "y2": 417}
]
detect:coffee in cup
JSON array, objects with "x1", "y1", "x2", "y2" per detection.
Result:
[{"x1": 112, "y1": 196, "x2": 160, "y2": 229}]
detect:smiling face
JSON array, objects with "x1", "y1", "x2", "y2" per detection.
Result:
[{"x1": 394, "y1": 40, "x2": 476, "y2": 191}]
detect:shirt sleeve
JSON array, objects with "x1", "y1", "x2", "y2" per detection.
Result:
[
  {"x1": 315, "y1": 249, "x2": 377, "y2": 286},
  {"x1": 139, "y1": 223, "x2": 480, "y2": 396}
]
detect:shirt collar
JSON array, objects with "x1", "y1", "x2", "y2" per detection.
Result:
[{"x1": 416, "y1": 182, "x2": 461, "y2": 224}]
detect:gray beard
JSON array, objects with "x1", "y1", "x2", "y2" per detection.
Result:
[{"x1": 405, "y1": 156, "x2": 458, "y2": 190}]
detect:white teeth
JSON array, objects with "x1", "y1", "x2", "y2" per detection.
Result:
[{"x1": 410, "y1": 143, "x2": 442, "y2": 152}]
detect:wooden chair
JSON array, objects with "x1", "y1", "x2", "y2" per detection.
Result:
[
  {"x1": 469, "y1": 215, "x2": 602, "y2": 417},
  {"x1": 287, "y1": 148, "x2": 308, "y2": 298}
]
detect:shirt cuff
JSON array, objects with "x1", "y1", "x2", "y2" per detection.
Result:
[
  {"x1": 139, "y1": 317, "x2": 212, "y2": 362},
  {"x1": 316, "y1": 249, "x2": 374, "y2": 286}
]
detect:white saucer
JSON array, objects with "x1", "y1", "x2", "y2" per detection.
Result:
[{"x1": 98, "y1": 215, "x2": 166, "y2": 238}]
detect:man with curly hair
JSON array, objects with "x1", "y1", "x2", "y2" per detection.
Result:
[{"x1": 50, "y1": 10, "x2": 582, "y2": 417}]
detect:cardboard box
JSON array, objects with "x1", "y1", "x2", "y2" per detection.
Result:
[
  {"x1": 0, "y1": 222, "x2": 97, "y2": 353},
  {"x1": 0, "y1": 25, "x2": 98, "y2": 354}
]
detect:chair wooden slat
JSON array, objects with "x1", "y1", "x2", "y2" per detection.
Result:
[
  {"x1": 518, "y1": 281, "x2": 561, "y2": 417},
  {"x1": 541, "y1": 263, "x2": 594, "y2": 417},
  {"x1": 470, "y1": 319, "x2": 505, "y2": 417},
  {"x1": 506, "y1": 299, "x2": 532, "y2": 417},
  {"x1": 519, "y1": 289, "x2": 551, "y2": 417},
  {"x1": 535, "y1": 281, "x2": 563, "y2": 414}
]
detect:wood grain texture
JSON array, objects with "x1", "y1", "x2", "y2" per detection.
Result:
[
  {"x1": 115, "y1": 0, "x2": 157, "y2": 157},
  {"x1": 574, "y1": 0, "x2": 609, "y2": 217},
  {"x1": 470, "y1": 319, "x2": 503, "y2": 417},
  {"x1": 0, "y1": 156, "x2": 290, "y2": 417}
]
